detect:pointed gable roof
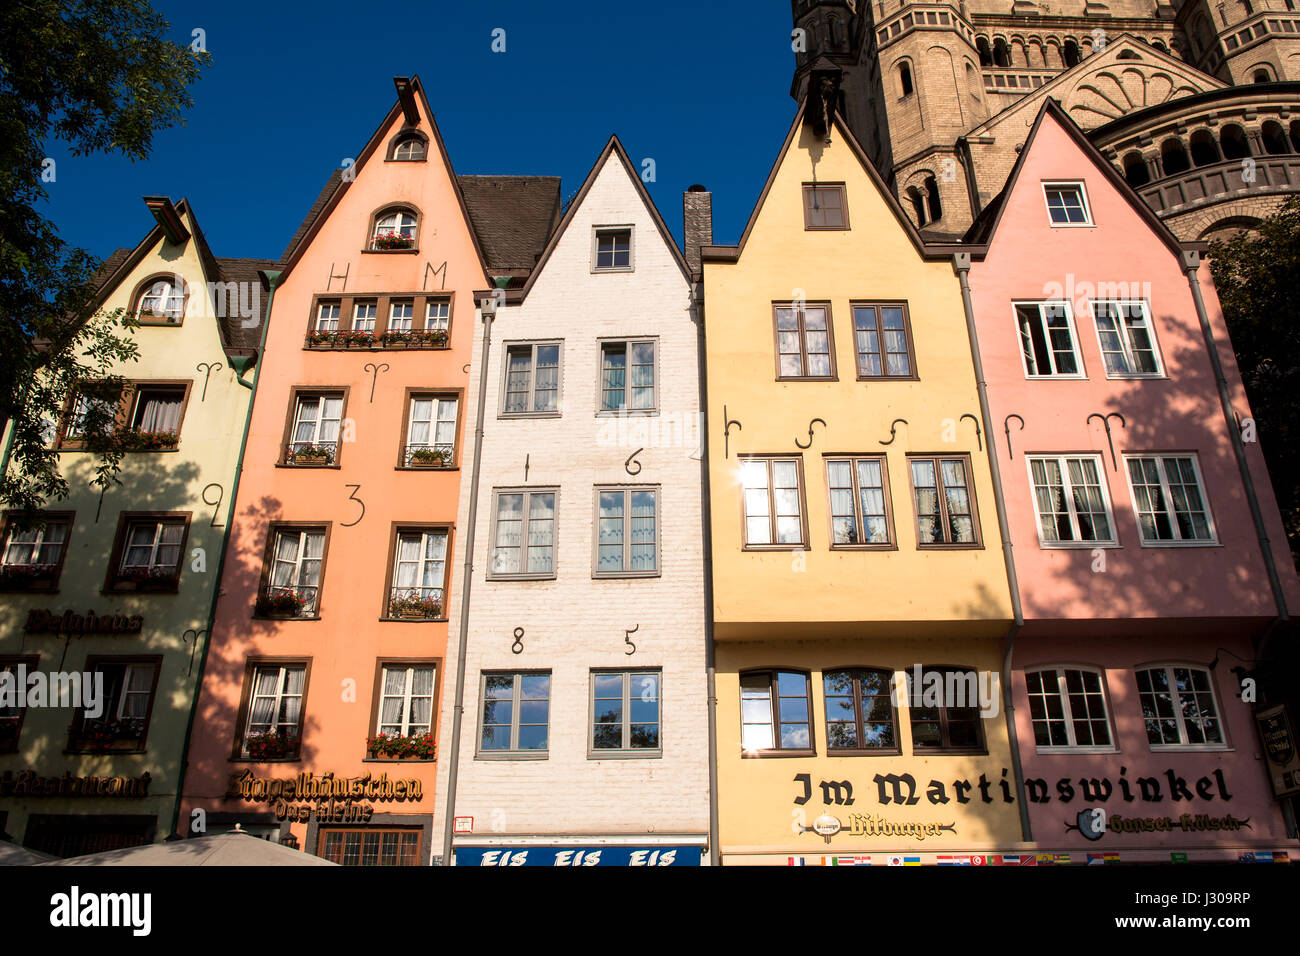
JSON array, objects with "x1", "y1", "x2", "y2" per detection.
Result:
[
  {"x1": 276, "y1": 75, "x2": 490, "y2": 281},
  {"x1": 701, "y1": 103, "x2": 962, "y2": 264},
  {"x1": 457, "y1": 175, "x2": 562, "y2": 275},
  {"x1": 515, "y1": 135, "x2": 690, "y2": 300},
  {"x1": 963, "y1": 98, "x2": 1189, "y2": 259},
  {"x1": 88, "y1": 198, "x2": 275, "y2": 355},
  {"x1": 966, "y1": 34, "x2": 1224, "y2": 140}
]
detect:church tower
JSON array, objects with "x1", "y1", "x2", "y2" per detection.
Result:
[{"x1": 1178, "y1": 0, "x2": 1300, "y2": 84}]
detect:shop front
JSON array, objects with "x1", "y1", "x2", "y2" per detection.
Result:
[{"x1": 452, "y1": 837, "x2": 706, "y2": 867}]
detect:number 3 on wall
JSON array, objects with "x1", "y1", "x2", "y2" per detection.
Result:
[{"x1": 342, "y1": 484, "x2": 365, "y2": 527}]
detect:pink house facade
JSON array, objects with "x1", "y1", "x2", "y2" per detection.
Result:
[{"x1": 963, "y1": 101, "x2": 1300, "y2": 862}]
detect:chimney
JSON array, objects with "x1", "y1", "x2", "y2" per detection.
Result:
[{"x1": 683, "y1": 185, "x2": 713, "y2": 277}]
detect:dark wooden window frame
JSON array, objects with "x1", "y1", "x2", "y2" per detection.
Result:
[
  {"x1": 231, "y1": 656, "x2": 313, "y2": 761},
  {"x1": 103, "y1": 510, "x2": 192, "y2": 594},
  {"x1": 0, "y1": 511, "x2": 74, "y2": 592},
  {"x1": 823, "y1": 666, "x2": 902, "y2": 756},
  {"x1": 905, "y1": 664, "x2": 988, "y2": 755},
  {"x1": 67, "y1": 654, "x2": 164, "y2": 754},
  {"x1": 379, "y1": 522, "x2": 454, "y2": 621},
  {"x1": 906, "y1": 453, "x2": 984, "y2": 550},
  {"x1": 306, "y1": 292, "x2": 454, "y2": 349},
  {"x1": 772, "y1": 301, "x2": 838, "y2": 381},
  {"x1": 822, "y1": 454, "x2": 897, "y2": 551},
  {"x1": 255, "y1": 521, "x2": 333, "y2": 620},
  {"x1": 395, "y1": 388, "x2": 464, "y2": 470},
  {"x1": 738, "y1": 454, "x2": 809, "y2": 551},
  {"x1": 317, "y1": 826, "x2": 424, "y2": 865},
  {"x1": 277, "y1": 386, "x2": 350, "y2": 469},
  {"x1": 385, "y1": 129, "x2": 429, "y2": 162},
  {"x1": 850, "y1": 301, "x2": 920, "y2": 381},
  {"x1": 740, "y1": 668, "x2": 816, "y2": 758},
  {"x1": 802, "y1": 182, "x2": 850, "y2": 230},
  {"x1": 367, "y1": 657, "x2": 441, "y2": 760},
  {"x1": 0, "y1": 654, "x2": 40, "y2": 754},
  {"x1": 56, "y1": 379, "x2": 192, "y2": 452}
]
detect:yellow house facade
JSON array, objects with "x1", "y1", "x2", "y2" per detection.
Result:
[
  {"x1": 701, "y1": 106, "x2": 1019, "y2": 864},
  {"x1": 0, "y1": 197, "x2": 269, "y2": 856}
]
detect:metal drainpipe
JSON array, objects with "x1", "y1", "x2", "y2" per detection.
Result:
[
  {"x1": 440, "y1": 284, "x2": 501, "y2": 865},
  {"x1": 169, "y1": 269, "x2": 283, "y2": 839},
  {"x1": 952, "y1": 253, "x2": 1032, "y2": 843},
  {"x1": 1181, "y1": 251, "x2": 1291, "y2": 635},
  {"x1": 692, "y1": 280, "x2": 721, "y2": 866}
]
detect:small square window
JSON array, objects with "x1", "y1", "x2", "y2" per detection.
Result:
[
  {"x1": 284, "y1": 391, "x2": 344, "y2": 465},
  {"x1": 593, "y1": 228, "x2": 633, "y2": 272},
  {"x1": 1043, "y1": 182, "x2": 1092, "y2": 225},
  {"x1": 906, "y1": 666, "x2": 986, "y2": 753},
  {"x1": 803, "y1": 184, "x2": 849, "y2": 230},
  {"x1": 258, "y1": 525, "x2": 328, "y2": 617},
  {"x1": 1026, "y1": 668, "x2": 1114, "y2": 751}
]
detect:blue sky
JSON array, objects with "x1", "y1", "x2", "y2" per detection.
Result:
[{"x1": 40, "y1": 0, "x2": 800, "y2": 264}]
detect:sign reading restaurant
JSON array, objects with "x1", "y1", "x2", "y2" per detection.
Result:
[
  {"x1": 0, "y1": 770, "x2": 152, "y2": 797},
  {"x1": 227, "y1": 770, "x2": 423, "y2": 823}
]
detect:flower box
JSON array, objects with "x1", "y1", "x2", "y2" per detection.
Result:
[
  {"x1": 408, "y1": 448, "x2": 448, "y2": 467},
  {"x1": 0, "y1": 564, "x2": 58, "y2": 589},
  {"x1": 370, "y1": 234, "x2": 414, "y2": 251},
  {"x1": 113, "y1": 566, "x2": 178, "y2": 591},
  {"x1": 366, "y1": 732, "x2": 436, "y2": 760},
  {"x1": 255, "y1": 589, "x2": 311, "y2": 617},
  {"x1": 287, "y1": 444, "x2": 334, "y2": 466},
  {"x1": 387, "y1": 593, "x2": 441, "y2": 620},
  {"x1": 244, "y1": 729, "x2": 301, "y2": 760},
  {"x1": 121, "y1": 429, "x2": 178, "y2": 451},
  {"x1": 346, "y1": 332, "x2": 376, "y2": 349}
]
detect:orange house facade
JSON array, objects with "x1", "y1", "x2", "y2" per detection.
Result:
[{"x1": 179, "y1": 78, "x2": 508, "y2": 864}]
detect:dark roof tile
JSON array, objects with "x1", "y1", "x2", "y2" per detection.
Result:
[{"x1": 457, "y1": 175, "x2": 562, "y2": 272}]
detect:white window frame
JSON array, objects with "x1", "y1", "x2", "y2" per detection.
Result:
[
  {"x1": 269, "y1": 528, "x2": 325, "y2": 614},
  {"x1": 592, "y1": 226, "x2": 634, "y2": 273},
  {"x1": 425, "y1": 299, "x2": 450, "y2": 332},
  {"x1": 243, "y1": 663, "x2": 306, "y2": 748},
  {"x1": 740, "y1": 456, "x2": 807, "y2": 549},
  {"x1": 390, "y1": 529, "x2": 448, "y2": 606},
  {"x1": 113, "y1": 662, "x2": 157, "y2": 720},
  {"x1": 137, "y1": 278, "x2": 185, "y2": 322},
  {"x1": 392, "y1": 138, "x2": 426, "y2": 161},
  {"x1": 352, "y1": 302, "x2": 377, "y2": 333},
  {"x1": 1024, "y1": 454, "x2": 1118, "y2": 548},
  {"x1": 588, "y1": 669, "x2": 663, "y2": 758},
  {"x1": 405, "y1": 394, "x2": 458, "y2": 462},
  {"x1": 376, "y1": 663, "x2": 436, "y2": 737},
  {"x1": 1090, "y1": 299, "x2": 1164, "y2": 379},
  {"x1": 119, "y1": 518, "x2": 184, "y2": 572},
  {"x1": 1134, "y1": 663, "x2": 1229, "y2": 751},
  {"x1": 315, "y1": 302, "x2": 341, "y2": 332},
  {"x1": 1013, "y1": 300, "x2": 1086, "y2": 379},
  {"x1": 2, "y1": 520, "x2": 68, "y2": 568},
  {"x1": 1025, "y1": 666, "x2": 1117, "y2": 753},
  {"x1": 1122, "y1": 453, "x2": 1219, "y2": 546},
  {"x1": 290, "y1": 393, "x2": 342, "y2": 451},
  {"x1": 1041, "y1": 180, "x2": 1093, "y2": 227},
  {"x1": 373, "y1": 210, "x2": 418, "y2": 243},
  {"x1": 389, "y1": 300, "x2": 414, "y2": 332}
]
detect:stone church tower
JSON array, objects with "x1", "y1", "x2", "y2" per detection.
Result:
[{"x1": 792, "y1": 0, "x2": 1300, "y2": 239}]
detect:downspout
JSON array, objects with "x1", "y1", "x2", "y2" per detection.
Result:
[
  {"x1": 692, "y1": 279, "x2": 721, "y2": 866},
  {"x1": 169, "y1": 269, "x2": 283, "y2": 839},
  {"x1": 440, "y1": 281, "x2": 502, "y2": 865},
  {"x1": 1181, "y1": 250, "x2": 1291, "y2": 638},
  {"x1": 952, "y1": 253, "x2": 1032, "y2": 843}
]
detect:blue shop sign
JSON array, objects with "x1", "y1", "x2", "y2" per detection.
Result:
[{"x1": 455, "y1": 845, "x2": 700, "y2": 867}]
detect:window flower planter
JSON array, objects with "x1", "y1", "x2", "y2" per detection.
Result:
[
  {"x1": 112, "y1": 566, "x2": 179, "y2": 592},
  {"x1": 286, "y1": 443, "x2": 336, "y2": 466},
  {"x1": 387, "y1": 592, "x2": 442, "y2": 620},
  {"x1": 244, "y1": 729, "x2": 301, "y2": 760},
  {"x1": 120, "y1": 429, "x2": 178, "y2": 451},
  {"x1": 407, "y1": 448, "x2": 448, "y2": 468},
  {"x1": 366, "y1": 732, "x2": 435, "y2": 760},
  {"x1": 255, "y1": 588, "x2": 313, "y2": 618},
  {"x1": 0, "y1": 563, "x2": 59, "y2": 590},
  {"x1": 72, "y1": 716, "x2": 146, "y2": 751},
  {"x1": 370, "y1": 234, "x2": 414, "y2": 251}
]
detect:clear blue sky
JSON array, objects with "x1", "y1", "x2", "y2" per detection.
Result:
[{"x1": 41, "y1": 0, "x2": 801, "y2": 264}]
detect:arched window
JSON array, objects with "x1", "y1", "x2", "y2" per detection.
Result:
[
  {"x1": 1064, "y1": 39, "x2": 1081, "y2": 67},
  {"x1": 370, "y1": 207, "x2": 419, "y2": 250},
  {"x1": 1240, "y1": 0, "x2": 1253, "y2": 15},
  {"x1": 966, "y1": 61, "x2": 981, "y2": 99},
  {"x1": 899, "y1": 61, "x2": 914, "y2": 96},
  {"x1": 1253, "y1": 67, "x2": 1272, "y2": 83},
  {"x1": 1189, "y1": 129, "x2": 1221, "y2": 166},
  {"x1": 1220, "y1": 123, "x2": 1250, "y2": 159},
  {"x1": 925, "y1": 176, "x2": 943, "y2": 223},
  {"x1": 993, "y1": 38, "x2": 1012, "y2": 67},
  {"x1": 135, "y1": 276, "x2": 186, "y2": 323},
  {"x1": 1262, "y1": 120, "x2": 1289, "y2": 154},
  {"x1": 1123, "y1": 151, "x2": 1150, "y2": 187},
  {"x1": 1161, "y1": 138, "x2": 1191, "y2": 175},
  {"x1": 977, "y1": 36, "x2": 993, "y2": 67},
  {"x1": 386, "y1": 130, "x2": 428, "y2": 162},
  {"x1": 908, "y1": 187, "x2": 928, "y2": 227},
  {"x1": 1152, "y1": 39, "x2": 1168, "y2": 53},
  {"x1": 1290, "y1": 120, "x2": 1300, "y2": 153}
]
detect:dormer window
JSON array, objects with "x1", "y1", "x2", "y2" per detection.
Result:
[
  {"x1": 371, "y1": 208, "x2": 418, "y2": 251},
  {"x1": 136, "y1": 277, "x2": 185, "y2": 324},
  {"x1": 393, "y1": 136, "x2": 426, "y2": 161},
  {"x1": 1043, "y1": 182, "x2": 1092, "y2": 226}
]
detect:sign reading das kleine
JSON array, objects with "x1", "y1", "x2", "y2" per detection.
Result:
[{"x1": 455, "y1": 846, "x2": 700, "y2": 867}]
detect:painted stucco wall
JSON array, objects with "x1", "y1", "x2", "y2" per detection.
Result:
[
  {"x1": 0, "y1": 206, "x2": 251, "y2": 843},
  {"x1": 433, "y1": 148, "x2": 708, "y2": 850},
  {"x1": 702, "y1": 116, "x2": 1013, "y2": 638},
  {"x1": 181, "y1": 95, "x2": 484, "y2": 859},
  {"x1": 967, "y1": 110, "x2": 1300, "y2": 623}
]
